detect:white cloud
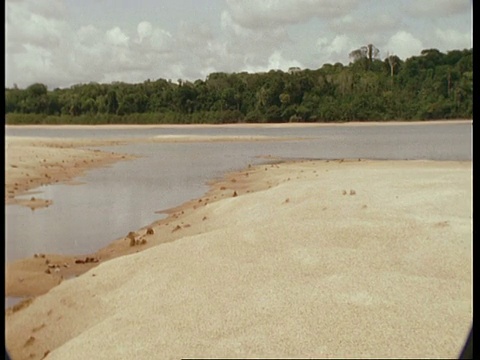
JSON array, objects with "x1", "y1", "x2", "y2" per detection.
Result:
[
  {"x1": 77, "y1": 25, "x2": 101, "y2": 45},
  {"x1": 149, "y1": 28, "x2": 173, "y2": 52},
  {"x1": 220, "y1": 10, "x2": 247, "y2": 37},
  {"x1": 22, "y1": 0, "x2": 66, "y2": 20},
  {"x1": 137, "y1": 21, "x2": 153, "y2": 43},
  {"x1": 384, "y1": 31, "x2": 424, "y2": 60},
  {"x1": 225, "y1": 0, "x2": 359, "y2": 29},
  {"x1": 434, "y1": 28, "x2": 472, "y2": 51},
  {"x1": 317, "y1": 34, "x2": 354, "y2": 64},
  {"x1": 6, "y1": 0, "x2": 67, "y2": 48},
  {"x1": 133, "y1": 22, "x2": 172, "y2": 53},
  {"x1": 404, "y1": 0, "x2": 471, "y2": 17},
  {"x1": 4, "y1": 0, "x2": 473, "y2": 89},
  {"x1": 242, "y1": 50, "x2": 304, "y2": 74},
  {"x1": 331, "y1": 13, "x2": 400, "y2": 37},
  {"x1": 267, "y1": 51, "x2": 304, "y2": 71},
  {"x1": 6, "y1": 0, "x2": 79, "y2": 87},
  {"x1": 6, "y1": 0, "x2": 180, "y2": 88},
  {"x1": 105, "y1": 27, "x2": 129, "y2": 47},
  {"x1": 219, "y1": 9, "x2": 294, "y2": 73}
]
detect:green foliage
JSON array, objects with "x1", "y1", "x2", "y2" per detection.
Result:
[{"x1": 4, "y1": 48, "x2": 473, "y2": 124}]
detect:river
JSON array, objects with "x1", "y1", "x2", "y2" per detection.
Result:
[{"x1": 5, "y1": 122, "x2": 472, "y2": 263}]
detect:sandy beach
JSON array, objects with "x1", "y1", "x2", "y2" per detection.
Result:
[{"x1": 5, "y1": 129, "x2": 472, "y2": 359}]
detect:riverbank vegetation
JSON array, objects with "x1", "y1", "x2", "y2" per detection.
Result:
[{"x1": 5, "y1": 47, "x2": 472, "y2": 124}]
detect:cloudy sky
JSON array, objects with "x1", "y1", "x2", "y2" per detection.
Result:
[{"x1": 6, "y1": 0, "x2": 472, "y2": 89}]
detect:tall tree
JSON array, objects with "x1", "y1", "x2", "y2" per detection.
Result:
[
  {"x1": 385, "y1": 52, "x2": 399, "y2": 78},
  {"x1": 349, "y1": 44, "x2": 380, "y2": 70}
]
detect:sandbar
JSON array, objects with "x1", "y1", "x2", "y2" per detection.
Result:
[{"x1": 5, "y1": 134, "x2": 472, "y2": 359}]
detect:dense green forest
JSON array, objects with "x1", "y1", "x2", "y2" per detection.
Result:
[{"x1": 5, "y1": 47, "x2": 472, "y2": 124}]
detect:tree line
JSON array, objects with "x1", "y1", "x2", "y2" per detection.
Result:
[{"x1": 5, "y1": 47, "x2": 472, "y2": 124}]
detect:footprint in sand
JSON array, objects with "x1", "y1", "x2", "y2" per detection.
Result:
[
  {"x1": 434, "y1": 220, "x2": 450, "y2": 228},
  {"x1": 24, "y1": 336, "x2": 35, "y2": 347},
  {"x1": 32, "y1": 323, "x2": 46, "y2": 333}
]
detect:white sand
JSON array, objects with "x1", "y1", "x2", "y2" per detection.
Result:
[{"x1": 5, "y1": 159, "x2": 472, "y2": 359}]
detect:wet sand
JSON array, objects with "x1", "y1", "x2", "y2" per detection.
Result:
[{"x1": 5, "y1": 131, "x2": 472, "y2": 359}]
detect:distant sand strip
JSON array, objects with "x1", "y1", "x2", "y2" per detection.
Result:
[{"x1": 5, "y1": 118, "x2": 472, "y2": 130}]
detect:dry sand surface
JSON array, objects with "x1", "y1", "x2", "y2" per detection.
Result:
[{"x1": 5, "y1": 134, "x2": 472, "y2": 359}]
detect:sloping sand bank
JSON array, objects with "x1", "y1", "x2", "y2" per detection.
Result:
[{"x1": 6, "y1": 158, "x2": 472, "y2": 359}]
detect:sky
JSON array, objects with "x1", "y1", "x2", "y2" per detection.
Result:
[{"x1": 5, "y1": 0, "x2": 473, "y2": 89}]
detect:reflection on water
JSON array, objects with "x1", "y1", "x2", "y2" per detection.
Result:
[
  {"x1": 5, "y1": 297, "x2": 30, "y2": 310},
  {"x1": 5, "y1": 123, "x2": 472, "y2": 263}
]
